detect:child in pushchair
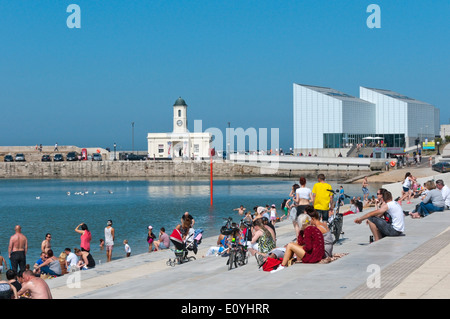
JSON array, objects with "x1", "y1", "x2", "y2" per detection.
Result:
[{"x1": 166, "y1": 227, "x2": 203, "y2": 267}]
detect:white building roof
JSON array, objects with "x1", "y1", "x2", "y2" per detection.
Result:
[
  {"x1": 360, "y1": 87, "x2": 433, "y2": 106},
  {"x1": 295, "y1": 83, "x2": 372, "y2": 103}
]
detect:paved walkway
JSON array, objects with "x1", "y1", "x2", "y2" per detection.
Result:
[{"x1": 47, "y1": 193, "x2": 450, "y2": 300}]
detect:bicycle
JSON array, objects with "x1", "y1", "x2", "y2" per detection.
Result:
[
  {"x1": 327, "y1": 189, "x2": 350, "y2": 244},
  {"x1": 220, "y1": 217, "x2": 250, "y2": 270}
]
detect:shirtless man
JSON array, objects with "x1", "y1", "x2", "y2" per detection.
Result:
[
  {"x1": 8, "y1": 225, "x2": 28, "y2": 273},
  {"x1": 17, "y1": 270, "x2": 52, "y2": 299},
  {"x1": 41, "y1": 233, "x2": 52, "y2": 253},
  {"x1": 233, "y1": 205, "x2": 246, "y2": 216}
]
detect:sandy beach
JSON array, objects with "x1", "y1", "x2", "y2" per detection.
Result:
[{"x1": 352, "y1": 165, "x2": 436, "y2": 184}]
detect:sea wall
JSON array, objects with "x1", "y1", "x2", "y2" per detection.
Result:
[{"x1": 0, "y1": 160, "x2": 371, "y2": 179}]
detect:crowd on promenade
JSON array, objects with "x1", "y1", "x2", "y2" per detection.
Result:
[
  {"x1": 2, "y1": 168, "x2": 449, "y2": 298},
  {"x1": 209, "y1": 171, "x2": 450, "y2": 274},
  {"x1": 395, "y1": 171, "x2": 450, "y2": 218},
  {"x1": 206, "y1": 174, "x2": 350, "y2": 272},
  {"x1": 0, "y1": 215, "x2": 178, "y2": 299}
]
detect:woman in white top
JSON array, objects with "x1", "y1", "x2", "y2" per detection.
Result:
[
  {"x1": 291, "y1": 177, "x2": 312, "y2": 237},
  {"x1": 295, "y1": 177, "x2": 312, "y2": 216},
  {"x1": 104, "y1": 220, "x2": 115, "y2": 262},
  {"x1": 399, "y1": 172, "x2": 415, "y2": 204}
]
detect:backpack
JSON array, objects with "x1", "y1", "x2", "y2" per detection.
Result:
[{"x1": 262, "y1": 257, "x2": 283, "y2": 272}]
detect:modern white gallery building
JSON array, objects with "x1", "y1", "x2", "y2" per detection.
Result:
[{"x1": 293, "y1": 83, "x2": 440, "y2": 156}]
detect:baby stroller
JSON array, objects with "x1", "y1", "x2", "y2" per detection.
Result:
[{"x1": 166, "y1": 227, "x2": 203, "y2": 267}]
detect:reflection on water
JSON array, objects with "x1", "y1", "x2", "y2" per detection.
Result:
[
  {"x1": 0, "y1": 177, "x2": 382, "y2": 276},
  {"x1": 147, "y1": 182, "x2": 212, "y2": 198}
]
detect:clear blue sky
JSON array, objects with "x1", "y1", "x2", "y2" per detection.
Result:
[{"x1": 0, "y1": 0, "x2": 449, "y2": 152}]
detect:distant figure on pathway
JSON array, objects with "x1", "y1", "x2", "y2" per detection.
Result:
[
  {"x1": 17, "y1": 270, "x2": 52, "y2": 299},
  {"x1": 8, "y1": 225, "x2": 28, "y2": 274},
  {"x1": 104, "y1": 220, "x2": 115, "y2": 262},
  {"x1": 54, "y1": 143, "x2": 58, "y2": 151},
  {"x1": 362, "y1": 176, "x2": 370, "y2": 202}
]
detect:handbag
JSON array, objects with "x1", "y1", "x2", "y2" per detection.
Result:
[{"x1": 383, "y1": 212, "x2": 392, "y2": 224}]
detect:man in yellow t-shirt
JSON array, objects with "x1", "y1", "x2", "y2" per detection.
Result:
[{"x1": 312, "y1": 174, "x2": 333, "y2": 221}]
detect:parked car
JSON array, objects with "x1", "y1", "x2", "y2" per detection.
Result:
[
  {"x1": 54, "y1": 154, "x2": 64, "y2": 162},
  {"x1": 123, "y1": 153, "x2": 147, "y2": 161},
  {"x1": 41, "y1": 154, "x2": 52, "y2": 162},
  {"x1": 66, "y1": 152, "x2": 78, "y2": 161},
  {"x1": 92, "y1": 153, "x2": 102, "y2": 161},
  {"x1": 432, "y1": 161, "x2": 450, "y2": 173},
  {"x1": 15, "y1": 153, "x2": 26, "y2": 162},
  {"x1": 4, "y1": 155, "x2": 14, "y2": 162}
]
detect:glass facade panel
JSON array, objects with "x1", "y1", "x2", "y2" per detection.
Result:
[{"x1": 323, "y1": 133, "x2": 405, "y2": 148}]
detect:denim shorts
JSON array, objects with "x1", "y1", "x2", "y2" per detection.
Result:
[
  {"x1": 368, "y1": 217, "x2": 403, "y2": 237},
  {"x1": 159, "y1": 242, "x2": 169, "y2": 250}
]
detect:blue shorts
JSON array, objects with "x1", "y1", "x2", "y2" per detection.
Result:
[
  {"x1": 159, "y1": 242, "x2": 169, "y2": 250},
  {"x1": 403, "y1": 187, "x2": 410, "y2": 192},
  {"x1": 362, "y1": 187, "x2": 369, "y2": 195}
]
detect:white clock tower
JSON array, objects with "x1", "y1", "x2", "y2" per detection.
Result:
[
  {"x1": 173, "y1": 97, "x2": 188, "y2": 133},
  {"x1": 147, "y1": 97, "x2": 211, "y2": 159}
]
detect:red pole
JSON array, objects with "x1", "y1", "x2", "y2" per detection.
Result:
[{"x1": 210, "y1": 151, "x2": 213, "y2": 206}]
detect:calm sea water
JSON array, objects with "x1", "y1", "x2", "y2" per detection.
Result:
[{"x1": 0, "y1": 177, "x2": 382, "y2": 277}]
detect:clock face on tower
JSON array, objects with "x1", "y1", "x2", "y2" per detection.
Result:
[{"x1": 177, "y1": 120, "x2": 183, "y2": 126}]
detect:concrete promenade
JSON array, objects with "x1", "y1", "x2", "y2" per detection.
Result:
[
  {"x1": 47, "y1": 194, "x2": 450, "y2": 300},
  {"x1": 45, "y1": 144, "x2": 450, "y2": 302}
]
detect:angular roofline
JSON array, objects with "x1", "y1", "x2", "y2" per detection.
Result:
[
  {"x1": 294, "y1": 83, "x2": 373, "y2": 104},
  {"x1": 360, "y1": 86, "x2": 433, "y2": 105}
]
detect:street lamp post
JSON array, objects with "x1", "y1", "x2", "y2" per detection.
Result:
[
  {"x1": 114, "y1": 142, "x2": 117, "y2": 161},
  {"x1": 227, "y1": 122, "x2": 230, "y2": 161},
  {"x1": 437, "y1": 141, "x2": 441, "y2": 156},
  {"x1": 131, "y1": 122, "x2": 135, "y2": 154}
]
